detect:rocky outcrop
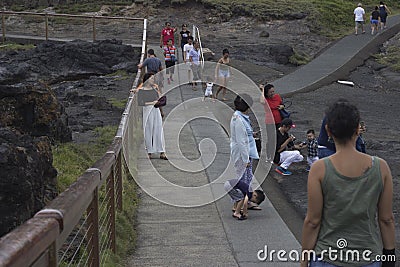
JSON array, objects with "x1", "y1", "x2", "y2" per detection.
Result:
[
  {"x1": 0, "y1": 38, "x2": 140, "y2": 236},
  {"x1": 0, "y1": 127, "x2": 57, "y2": 237},
  {"x1": 0, "y1": 82, "x2": 71, "y2": 142},
  {"x1": 0, "y1": 39, "x2": 138, "y2": 84},
  {"x1": 268, "y1": 45, "x2": 295, "y2": 65}
]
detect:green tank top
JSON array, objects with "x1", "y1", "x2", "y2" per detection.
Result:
[{"x1": 314, "y1": 156, "x2": 383, "y2": 266}]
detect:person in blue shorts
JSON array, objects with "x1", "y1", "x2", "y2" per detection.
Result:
[{"x1": 370, "y1": 6, "x2": 380, "y2": 35}]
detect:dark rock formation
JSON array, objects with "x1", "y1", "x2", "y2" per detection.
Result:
[
  {"x1": 0, "y1": 38, "x2": 140, "y2": 236},
  {"x1": 268, "y1": 44, "x2": 295, "y2": 65},
  {"x1": 0, "y1": 83, "x2": 72, "y2": 142},
  {"x1": 0, "y1": 39, "x2": 138, "y2": 85},
  {"x1": 0, "y1": 127, "x2": 57, "y2": 237}
]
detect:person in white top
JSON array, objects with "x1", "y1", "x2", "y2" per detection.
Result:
[
  {"x1": 183, "y1": 36, "x2": 194, "y2": 86},
  {"x1": 354, "y1": 3, "x2": 366, "y2": 35}
]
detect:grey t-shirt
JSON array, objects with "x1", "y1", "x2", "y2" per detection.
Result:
[{"x1": 142, "y1": 57, "x2": 162, "y2": 73}]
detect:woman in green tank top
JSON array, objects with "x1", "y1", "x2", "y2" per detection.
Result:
[{"x1": 301, "y1": 100, "x2": 396, "y2": 267}]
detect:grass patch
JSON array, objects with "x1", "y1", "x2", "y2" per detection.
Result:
[
  {"x1": 105, "y1": 70, "x2": 131, "y2": 80},
  {"x1": 54, "y1": 1, "x2": 132, "y2": 15},
  {"x1": 53, "y1": 125, "x2": 117, "y2": 192},
  {"x1": 0, "y1": 42, "x2": 35, "y2": 51},
  {"x1": 109, "y1": 98, "x2": 128, "y2": 109},
  {"x1": 289, "y1": 50, "x2": 311, "y2": 66},
  {"x1": 374, "y1": 46, "x2": 400, "y2": 71},
  {"x1": 196, "y1": 0, "x2": 400, "y2": 38}
]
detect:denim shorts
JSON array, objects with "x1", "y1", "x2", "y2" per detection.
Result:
[{"x1": 309, "y1": 259, "x2": 381, "y2": 267}]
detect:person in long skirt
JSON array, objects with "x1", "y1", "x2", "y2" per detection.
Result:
[{"x1": 135, "y1": 73, "x2": 168, "y2": 160}]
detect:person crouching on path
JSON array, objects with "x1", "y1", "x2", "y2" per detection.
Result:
[{"x1": 274, "y1": 118, "x2": 304, "y2": 176}]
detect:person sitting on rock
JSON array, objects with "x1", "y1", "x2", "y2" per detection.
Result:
[{"x1": 274, "y1": 118, "x2": 305, "y2": 176}]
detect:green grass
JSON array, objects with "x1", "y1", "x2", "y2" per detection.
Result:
[
  {"x1": 53, "y1": 125, "x2": 117, "y2": 192},
  {"x1": 105, "y1": 70, "x2": 131, "y2": 80},
  {"x1": 108, "y1": 98, "x2": 128, "y2": 109},
  {"x1": 54, "y1": 1, "x2": 132, "y2": 15},
  {"x1": 53, "y1": 123, "x2": 141, "y2": 266},
  {"x1": 289, "y1": 50, "x2": 311, "y2": 66},
  {"x1": 197, "y1": 0, "x2": 400, "y2": 38},
  {"x1": 375, "y1": 46, "x2": 400, "y2": 71},
  {"x1": 0, "y1": 42, "x2": 35, "y2": 51}
]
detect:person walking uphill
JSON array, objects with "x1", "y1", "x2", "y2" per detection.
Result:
[
  {"x1": 354, "y1": 3, "x2": 366, "y2": 35},
  {"x1": 379, "y1": 1, "x2": 391, "y2": 30},
  {"x1": 301, "y1": 100, "x2": 396, "y2": 267}
]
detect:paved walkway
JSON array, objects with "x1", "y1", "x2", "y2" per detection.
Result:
[
  {"x1": 127, "y1": 15, "x2": 400, "y2": 267},
  {"x1": 273, "y1": 14, "x2": 400, "y2": 96}
]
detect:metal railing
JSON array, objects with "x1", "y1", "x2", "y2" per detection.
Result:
[
  {"x1": 0, "y1": 12, "x2": 147, "y2": 267},
  {"x1": 192, "y1": 24, "x2": 204, "y2": 68},
  {"x1": 1, "y1": 11, "x2": 145, "y2": 44}
]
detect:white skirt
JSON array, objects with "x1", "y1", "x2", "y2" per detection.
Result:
[{"x1": 142, "y1": 105, "x2": 165, "y2": 153}]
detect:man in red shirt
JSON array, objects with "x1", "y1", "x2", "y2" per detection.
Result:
[{"x1": 160, "y1": 22, "x2": 177, "y2": 48}]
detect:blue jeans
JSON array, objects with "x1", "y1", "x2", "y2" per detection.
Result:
[
  {"x1": 309, "y1": 259, "x2": 381, "y2": 267},
  {"x1": 318, "y1": 147, "x2": 335, "y2": 159}
]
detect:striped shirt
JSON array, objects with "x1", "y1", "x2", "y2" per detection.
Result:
[{"x1": 163, "y1": 45, "x2": 176, "y2": 61}]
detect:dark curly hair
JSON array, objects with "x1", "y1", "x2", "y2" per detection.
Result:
[{"x1": 325, "y1": 99, "x2": 360, "y2": 144}]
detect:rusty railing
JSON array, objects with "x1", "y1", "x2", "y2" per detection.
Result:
[{"x1": 0, "y1": 12, "x2": 147, "y2": 267}]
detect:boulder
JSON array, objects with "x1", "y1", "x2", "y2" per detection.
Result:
[
  {"x1": 0, "y1": 127, "x2": 57, "y2": 237},
  {"x1": 0, "y1": 82, "x2": 71, "y2": 143},
  {"x1": 0, "y1": 40, "x2": 138, "y2": 85},
  {"x1": 268, "y1": 44, "x2": 295, "y2": 65},
  {"x1": 259, "y1": 30, "x2": 270, "y2": 38}
]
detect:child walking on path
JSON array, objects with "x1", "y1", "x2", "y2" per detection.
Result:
[{"x1": 203, "y1": 77, "x2": 215, "y2": 102}]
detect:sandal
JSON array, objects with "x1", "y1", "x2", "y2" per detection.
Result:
[
  {"x1": 160, "y1": 153, "x2": 168, "y2": 160},
  {"x1": 232, "y1": 214, "x2": 247, "y2": 220},
  {"x1": 248, "y1": 205, "x2": 262, "y2": 210}
]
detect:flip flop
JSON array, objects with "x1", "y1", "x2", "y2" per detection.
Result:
[
  {"x1": 248, "y1": 206, "x2": 262, "y2": 210},
  {"x1": 232, "y1": 214, "x2": 247, "y2": 220}
]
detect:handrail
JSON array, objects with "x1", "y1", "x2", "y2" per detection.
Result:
[
  {"x1": 1, "y1": 11, "x2": 144, "y2": 43},
  {"x1": 0, "y1": 11, "x2": 145, "y2": 21},
  {"x1": 0, "y1": 14, "x2": 147, "y2": 267},
  {"x1": 192, "y1": 25, "x2": 205, "y2": 68}
]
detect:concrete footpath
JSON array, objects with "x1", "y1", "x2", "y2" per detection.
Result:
[
  {"x1": 273, "y1": 14, "x2": 400, "y2": 96},
  {"x1": 127, "y1": 15, "x2": 400, "y2": 266}
]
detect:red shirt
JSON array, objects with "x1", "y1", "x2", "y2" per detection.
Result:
[
  {"x1": 263, "y1": 94, "x2": 283, "y2": 125},
  {"x1": 161, "y1": 28, "x2": 175, "y2": 46}
]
